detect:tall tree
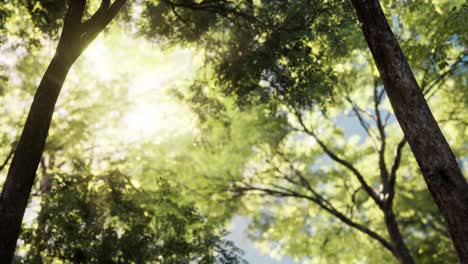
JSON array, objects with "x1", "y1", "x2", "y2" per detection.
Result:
[
  {"x1": 160, "y1": 29, "x2": 466, "y2": 260},
  {"x1": 0, "y1": 22, "x2": 249, "y2": 262},
  {"x1": 234, "y1": 81, "x2": 461, "y2": 263},
  {"x1": 0, "y1": 0, "x2": 126, "y2": 261},
  {"x1": 349, "y1": 0, "x2": 468, "y2": 261},
  {"x1": 143, "y1": 1, "x2": 468, "y2": 260}
]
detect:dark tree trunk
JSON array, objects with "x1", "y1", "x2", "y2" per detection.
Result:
[
  {"x1": 350, "y1": 0, "x2": 468, "y2": 261},
  {"x1": 0, "y1": 1, "x2": 126, "y2": 261},
  {"x1": 384, "y1": 209, "x2": 414, "y2": 264},
  {"x1": 0, "y1": 55, "x2": 72, "y2": 263}
]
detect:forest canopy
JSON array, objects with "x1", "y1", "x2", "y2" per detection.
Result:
[{"x1": 0, "y1": 0, "x2": 467, "y2": 263}]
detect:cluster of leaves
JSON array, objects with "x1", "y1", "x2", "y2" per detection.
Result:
[
  {"x1": 0, "y1": 2, "x2": 11, "y2": 35},
  {"x1": 17, "y1": 166, "x2": 246, "y2": 264},
  {"x1": 23, "y1": 0, "x2": 67, "y2": 35},
  {"x1": 141, "y1": 0, "x2": 356, "y2": 109}
]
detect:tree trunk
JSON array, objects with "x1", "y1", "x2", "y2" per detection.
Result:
[
  {"x1": 0, "y1": 1, "x2": 126, "y2": 261},
  {"x1": 350, "y1": 0, "x2": 468, "y2": 261},
  {"x1": 384, "y1": 208, "x2": 415, "y2": 264},
  {"x1": 0, "y1": 55, "x2": 72, "y2": 263}
]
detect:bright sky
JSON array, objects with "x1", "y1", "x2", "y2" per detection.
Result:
[{"x1": 82, "y1": 30, "x2": 199, "y2": 143}]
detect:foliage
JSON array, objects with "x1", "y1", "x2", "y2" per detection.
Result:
[
  {"x1": 0, "y1": 0, "x2": 467, "y2": 263},
  {"x1": 17, "y1": 167, "x2": 246, "y2": 264},
  {"x1": 23, "y1": 0, "x2": 67, "y2": 35},
  {"x1": 141, "y1": 0, "x2": 356, "y2": 108},
  {"x1": 214, "y1": 0, "x2": 467, "y2": 262}
]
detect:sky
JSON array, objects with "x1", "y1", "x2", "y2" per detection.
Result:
[{"x1": 228, "y1": 216, "x2": 296, "y2": 264}]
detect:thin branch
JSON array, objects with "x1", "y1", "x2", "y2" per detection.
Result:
[
  {"x1": 422, "y1": 52, "x2": 467, "y2": 96},
  {"x1": 162, "y1": 0, "x2": 263, "y2": 26},
  {"x1": 345, "y1": 97, "x2": 372, "y2": 137},
  {"x1": 373, "y1": 83, "x2": 390, "y2": 194},
  {"x1": 244, "y1": 152, "x2": 392, "y2": 250},
  {"x1": 387, "y1": 138, "x2": 407, "y2": 205},
  {"x1": 0, "y1": 147, "x2": 14, "y2": 173},
  {"x1": 236, "y1": 184, "x2": 394, "y2": 253},
  {"x1": 350, "y1": 186, "x2": 364, "y2": 212},
  {"x1": 345, "y1": 95, "x2": 379, "y2": 152},
  {"x1": 292, "y1": 108, "x2": 384, "y2": 209}
]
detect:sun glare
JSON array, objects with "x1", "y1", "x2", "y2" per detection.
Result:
[
  {"x1": 80, "y1": 29, "x2": 201, "y2": 143},
  {"x1": 123, "y1": 102, "x2": 195, "y2": 142},
  {"x1": 84, "y1": 41, "x2": 113, "y2": 82}
]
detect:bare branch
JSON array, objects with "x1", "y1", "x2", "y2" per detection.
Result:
[
  {"x1": 345, "y1": 97, "x2": 372, "y2": 137},
  {"x1": 345, "y1": 95, "x2": 379, "y2": 152}
]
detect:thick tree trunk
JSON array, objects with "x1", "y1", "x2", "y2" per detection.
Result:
[
  {"x1": 0, "y1": 55, "x2": 72, "y2": 263},
  {"x1": 350, "y1": 0, "x2": 468, "y2": 261},
  {"x1": 384, "y1": 209, "x2": 414, "y2": 264}
]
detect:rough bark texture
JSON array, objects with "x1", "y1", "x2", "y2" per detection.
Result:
[
  {"x1": 350, "y1": 0, "x2": 468, "y2": 262},
  {"x1": 0, "y1": 1, "x2": 126, "y2": 262}
]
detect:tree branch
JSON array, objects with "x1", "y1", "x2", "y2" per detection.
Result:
[
  {"x1": 422, "y1": 52, "x2": 467, "y2": 96},
  {"x1": 373, "y1": 83, "x2": 390, "y2": 195},
  {"x1": 0, "y1": 147, "x2": 15, "y2": 173},
  {"x1": 387, "y1": 138, "x2": 406, "y2": 205},
  {"x1": 63, "y1": 0, "x2": 86, "y2": 31},
  {"x1": 345, "y1": 95, "x2": 379, "y2": 152},
  {"x1": 292, "y1": 108, "x2": 384, "y2": 209},
  {"x1": 80, "y1": 0, "x2": 127, "y2": 48},
  {"x1": 236, "y1": 184, "x2": 394, "y2": 253}
]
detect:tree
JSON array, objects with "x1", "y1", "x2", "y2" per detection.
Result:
[
  {"x1": 0, "y1": 0, "x2": 126, "y2": 261},
  {"x1": 1, "y1": 14, "x2": 251, "y2": 262},
  {"x1": 17, "y1": 168, "x2": 246, "y2": 264},
  {"x1": 348, "y1": 1, "x2": 468, "y2": 261},
  {"x1": 139, "y1": 0, "x2": 467, "y2": 261},
  {"x1": 161, "y1": 38, "x2": 465, "y2": 262},
  {"x1": 234, "y1": 81, "x2": 461, "y2": 263},
  {"x1": 170, "y1": 50, "x2": 465, "y2": 262},
  {"x1": 143, "y1": 1, "x2": 468, "y2": 260}
]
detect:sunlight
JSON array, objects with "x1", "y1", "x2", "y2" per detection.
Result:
[
  {"x1": 84, "y1": 40, "x2": 113, "y2": 82},
  {"x1": 80, "y1": 28, "x2": 202, "y2": 143},
  {"x1": 122, "y1": 102, "x2": 196, "y2": 142}
]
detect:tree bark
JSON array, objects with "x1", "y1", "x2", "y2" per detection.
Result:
[
  {"x1": 350, "y1": 0, "x2": 468, "y2": 262},
  {"x1": 384, "y1": 208, "x2": 415, "y2": 264},
  {"x1": 0, "y1": 55, "x2": 72, "y2": 263},
  {"x1": 0, "y1": 1, "x2": 126, "y2": 261}
]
